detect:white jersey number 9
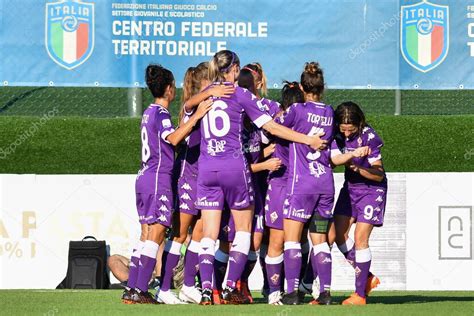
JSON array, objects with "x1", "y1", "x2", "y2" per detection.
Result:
[
  {"x1": 141, "y1": 127, "x2": 151, "y2": 162},
  {"x1": 363, "y1": 205, "x2": 374, "y2": 220},
  {"x1": 202, "y1": 100, "x2": 230, "y2": 139}
]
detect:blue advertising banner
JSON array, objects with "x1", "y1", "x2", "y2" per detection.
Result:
[{"x1": 0, "y1": 0, "x2": 473, "y2": 89}]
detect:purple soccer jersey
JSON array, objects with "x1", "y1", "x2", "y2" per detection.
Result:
[
  {"x1": 198, "y1": 83, "x2": 272, "y2": 171},
  {"x1": 334, "y1": 125, "x2": 387, "y2": 188},
  {"x1": 135, "y1": 104, "x2": 176, "y2": 226},
  {"x1": 176, "y1": 111, "x2": 201, "y2": 216},
  {"x1": 276, "y1": 101, "x2": 335, "y2": 223},
  {"x1": 333, "y1": 125, "x2": 387, "y2": 226},
  {"x1": 196, "y1": 83, "x2": 272, "y2": 211},
  {"x1": 260, "y1": 97, "x2": 281, "y2": 118},
  {"x1": 276, "y1": 101, "x2": 335, "y2": 195}
]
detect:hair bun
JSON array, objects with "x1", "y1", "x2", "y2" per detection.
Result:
[{"x1": 304, "y1": 62, "x2": 322, "y2": 75}]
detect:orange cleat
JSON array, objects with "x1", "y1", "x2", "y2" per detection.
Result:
[
  {"x1": 365, "y1": 274, "x2": 380, "y2": 296},
  {"x1": 237, "y1": 281, "x2": 254, "y2": 304},
  {"x1": 342, "y1": 293, "x2": 366, "y2": 305},
  {"x1": 212, "y1": 289, "x2": 222, "y2": 305}
]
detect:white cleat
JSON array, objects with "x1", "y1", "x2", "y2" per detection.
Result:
[
  {"x1": 178, "y1": 285, "x2": 202, "y2": 304},
  {"x1": 312, "y1": 277, "x2": 320, "y2": 300},
  {"x1": 157, "y1": 289, "x2": 188, "y2": 304},
  {"x1": 268, "y1": 291, "x2": 283, "y2": 305}
]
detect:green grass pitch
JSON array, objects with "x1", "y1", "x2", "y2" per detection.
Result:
[
  {"x1": 0, "y1": 290, "x2": 472, "y2": 315},
  {"x1": 0, "y1": 115, "x2": 472, "y2": 174}
]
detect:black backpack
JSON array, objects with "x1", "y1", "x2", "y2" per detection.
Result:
[{"x1": 57, "y1": 236, "x2": 110, "y2": 289}]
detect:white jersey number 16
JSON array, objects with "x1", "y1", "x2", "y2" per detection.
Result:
[{"x1": 202, "y1": 100, "x2": 231, "y2": 139}]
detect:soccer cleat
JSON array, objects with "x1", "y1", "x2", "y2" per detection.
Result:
[
  {"x1": 308, "y1": 290, "x2": 332, "y2": 305},
  {"x1": 133, "y1": 290, "x2": 159, "y2": 304},
  {"x1": 298, "y1": 281, "x2": 312, "y2": 301},
  {"x1": 365, "y1": 273, "x2": 380, "y2": 296},
  {"x1": 237, "y1": 281, "x2": 253, "y2": 303},
  {"x1": 281, "y1": 291, "x2": 301, "y2": 305},
  {"x1": 221, "y1": 287, "x2": 251, "y2": 305},
  {"x1": 121, "y1": 288, "x2": 136, "y2": 304},
  {"x1": 342, "y1": 292, "x2": 367, "y2": 305},
  {"x1": 156, "y1": 289, "x2": 187, "y2": 304},
  {"x1": 267, "y1": 291, "x2": 283, "y2": 305},
  {"x1": 212, "y1": 289, "x2": 222, "y2": 305},
  {"x1": 199, "y1": 288, "x2": 213, "y2": 305},
  {"x1": 179, "y1": 284, "x2": 202, "y2": 304}
]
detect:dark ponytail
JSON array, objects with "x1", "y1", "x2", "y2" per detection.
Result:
[
  {"x1": 145, "y1": 64, "x2": 174, "y2": 98},
  {"x1": 300, "y1": 62, "x2": 325, "y2": 97}
]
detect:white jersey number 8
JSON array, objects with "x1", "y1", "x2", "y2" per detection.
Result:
[
  {"x1": 141, "y1": 127, "x2": 151, "y2": 162},
  {"x1": 202, "y1": 100, "x2": 231, "y2": 139}
]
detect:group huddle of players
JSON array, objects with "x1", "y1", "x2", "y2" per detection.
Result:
[{"x1": 121, "y1": 50, "x2": 388, "y2": 306}]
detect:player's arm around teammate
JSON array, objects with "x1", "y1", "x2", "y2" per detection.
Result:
[{"x1": 197, "y1": 51, "x2": 327, "y2": 305}]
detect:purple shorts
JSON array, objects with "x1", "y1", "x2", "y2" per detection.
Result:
[
  {"x1": 334, "y1": 183, "x2": 386, "y2": 226},
  {"x1": 264, "y1": 181, "x2": 287, "y2": 230},
  {"x1": 177, "y1": 176, "x2": 199, "y2": 216},
  {"x1": 251, "y1": 184, "x2": 265, "y2": 234},
  {"x1": 218, "y1": 208, "x2": 235, "y2": 242},
  {"x1": 196, "y1": 169, "x2": 254, "y2": 211},
  {"x1": 136, "y1": 190, "x2": 173, "y2": 227},
  {"x1": 284, "y1": 193, "x2": 334, "y2": 223}
]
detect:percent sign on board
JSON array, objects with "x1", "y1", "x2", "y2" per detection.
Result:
[{"x1": 0, "y1": 242, "x2": 23, "y2": 258}]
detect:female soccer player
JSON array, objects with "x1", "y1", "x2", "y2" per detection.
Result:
[
  {"x1": 236, "y1": 65, "x2": 283, "y2": 302},
  {"x1": 273, "y1": 62, "x2": 335, "y2": 306},
  {"x1": 197, "y1": 50, "x2": 326, "y2": 305},
  {"x1": 332, "y1": 101, "x2": 386, "y2": 305},
  {"x1": 157, "y1": 63, "x2": 234, "y2": 304},
  {"x1": 121, "y1": 64, "x2": 211, "y2": 304},
  {"x1": 265, "y1": 81, "x2": 305, "y2": 305}
]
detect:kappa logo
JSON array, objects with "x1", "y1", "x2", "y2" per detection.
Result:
[
  {"x1": 201, "y1": 259, "x2": 212, "y2": 265},
  {"x1": 376, "y1": 189, "x2": 385, "y2": 193},
  {"x1": 46, "y1": 0, "x2": 95, "y2": 70},
  {"x1": 294, "y1": 252, "x2": 302, "y2": 258},
  {"x1": 322, "y1": 257, "x2": 332, "y2": 264},
  {"x1": 158, "y1": 214, "x2": 167, "y2": 222},
  {"x1": 180, "y1": 203, "x2": 190, "y2": 210},
  {"x1": 181, "y1": 183, "x2": 192, "y2": 190},
  {"x1": 368, "y1": 133, "x2": 375, "y2": 141},
  {"x1": 401, "y1": 0, "x2": 449, "y2": 72},
  {"x1": 375, "y1": 196, "x2": 384, "y2": 202},
  {"x1": 264, "y1": 204, "x2": 269, "y2": 211},
  {"x1": 180, "y1": 193, "x2": 191, "y2": 201},
  {"x1": 159, "y1": 195, "x2": 169, "y2": 202},
  {"x1": 159, "y1": 205, "x2": 169, "y2": 212}
]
